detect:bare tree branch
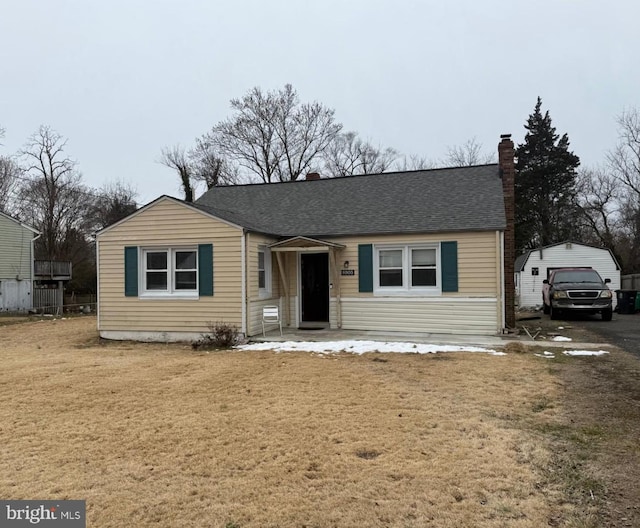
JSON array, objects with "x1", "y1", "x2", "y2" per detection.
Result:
[
  {"x1": 17, "y1": 126, "x2": 88, "y2": 260},
  {"x1": 189, "y1": 137, "x2": 238, "y2": 189},
  {"x1": 209, "y1": 84, "x2": 342, "y2": 183},
  {"x1": 160, "y1": 145, "x2": 194, "y2": 202},
  {"x1": 445, "y1": 137, "x2": 496, "y2": 166},
  {"x1": 323, "y1": 131, "x2": 398, "y2": 177},
  {"x1": 608, "y1": 108, "x2": 640, "y2": 196},
  {"x1": 87, "y1": 181, "x2": 138, "y2": 231},
  {"x1": 395, "y1": 154, "x2": 438, "y2": 171},
  {"x1": 0, "y1": 155, "x2": 20, "y2": 214}
]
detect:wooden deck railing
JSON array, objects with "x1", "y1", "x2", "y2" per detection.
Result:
[{"x1": 34, "y1": 260, "x2": 72, "y2": 278}]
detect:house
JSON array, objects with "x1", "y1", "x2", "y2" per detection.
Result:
[
  {"x1": 0, "y1": 211, "x2": 39, "y2": 311},
  {"x1": 96, "y1": 135, "x2": 516, "y2": 341},
  {"x1": 515, "y1": 241, "x2": 621, "y2": 309}
]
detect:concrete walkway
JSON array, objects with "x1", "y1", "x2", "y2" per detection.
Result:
[{"x1": 252, "y1": 327, "x2": 611, "y2": 350}]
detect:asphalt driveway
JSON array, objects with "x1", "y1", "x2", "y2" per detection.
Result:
[{"x1": 568, "y1": 311, "x2": 640, "y2": 357}]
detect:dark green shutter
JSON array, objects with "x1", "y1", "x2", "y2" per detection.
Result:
[
  {"x1": 124, "y1": 246, "x2": 138, "y2": 297},
  {"x1": 358, "y1": 244, "x2": 373, "y2": 293},
  {"x1": 198, "y1": 244, "x2": 213, "y2": 296},
  {"x1": 441, "y1": 241, "x2": 458, "y2": 292}
]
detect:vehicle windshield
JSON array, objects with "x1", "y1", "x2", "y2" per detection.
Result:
[{"x1": 552, "y1": 270, "x2": 603, "y2": 284}]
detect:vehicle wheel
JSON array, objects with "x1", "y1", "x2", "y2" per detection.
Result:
[
  {"x1": 602, "y1": 308, "x2": 613, "y2": 321},
  {"x1": 543, "y1": 302, "x2": 550, "y2": 315},
  {"x1": 550, "y1": 304, "x2": 560, "y2": 320}
]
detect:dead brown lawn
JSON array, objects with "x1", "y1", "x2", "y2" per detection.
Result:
[{"x1": 0, "y1": 317, "x2": 600, "y2": 527}]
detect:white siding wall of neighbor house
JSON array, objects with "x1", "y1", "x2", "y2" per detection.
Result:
[
  {"x1": 97, "y1": 199, "x2": 243, "y2": 341},
  {"x1": 517, "y1": 243, "x2": 621, "y2": 308},
  {"x1": 0, "y1": 214, "x2": 35, "y2": 311}
]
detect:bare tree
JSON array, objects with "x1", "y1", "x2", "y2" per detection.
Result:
[
  {"x1": 604, "y1": 108, "x2": 640, "y2": 272},
  {"x1": 208, "y1": 84, "x2": 342, "y2": 183},
  {"x1": 17, "y1": 126, "x2": 89, "y2": 260},
  {"x1": 323, "y1": 132, "x2": 398, "y2": 177},
  {"x1": 445, "y1": 137, "x2": 496, "y2": 166},
  {"x1": 0, "y1": 155, "x2": 20, "y2": 214},
  {"x1": 160, "y1": 145, "x2": 194, "y2": 202},
  {"x1": 189, "y1": 137, "x2": 238, "y2": 189},
  {"x1": 575, "y1": 167, "x2": 620, "y2": 249},
  {"x1": 608, "y1": 108, "x2": 640, "y2": 196},
  {"x1": 0, "y1": 126, "x2": 19, "y2": 214},
  {"x1": 88, "y1": 181, "x2": 138, "y2": 231},
  {"x1": 395, "y1": 154, "x2": 438, "y2": 171}
]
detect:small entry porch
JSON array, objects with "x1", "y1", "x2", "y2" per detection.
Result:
[{"x1": 268, "y1": 236, "x2": 346, "y2": 330}]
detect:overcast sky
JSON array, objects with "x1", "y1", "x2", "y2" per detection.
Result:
[{"x1": 1, "y1": 0, "x2": 638, "y2": 204}]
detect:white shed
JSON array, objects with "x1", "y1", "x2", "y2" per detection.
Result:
[{"x1": 515, "y1": 241, "x2": 621, "y2": 309}]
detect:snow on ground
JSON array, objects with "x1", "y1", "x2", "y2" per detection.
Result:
[
  {"x1": 563, "y1": 350, "x2": 610, "y2": 357},
  {"x1": 552, "y1": 336, "x2": 572, "y2": 342},
  {"x1": 238, "y1": 340, "x2": 505, "y2": 355},
  {"x1": 236, "y1": 340, "x2": 610, "y2": 358}
]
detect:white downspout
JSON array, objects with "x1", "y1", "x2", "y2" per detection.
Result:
[
  {"x1": 500, "y1": 231, "x2": 506, "y2": 331},
  {"x1": 241, "y1": 230, "x2": 247, "y2": 337}
]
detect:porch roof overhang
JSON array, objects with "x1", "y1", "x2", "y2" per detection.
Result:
[{"x1": 268, "y1": 236, "x2": 346, "y2": 252}]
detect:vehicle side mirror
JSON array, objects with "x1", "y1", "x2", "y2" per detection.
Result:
[
  {"x1": 604, "y1": 278, "x2": 611, "y2": 283},
  {"x1": 542, "y1": 279, "x2": 549, "y2": 284}
]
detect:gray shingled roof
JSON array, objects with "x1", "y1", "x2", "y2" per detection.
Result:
[{"x1": 194, "y1": 164, "x2": 507, "y2": 237}]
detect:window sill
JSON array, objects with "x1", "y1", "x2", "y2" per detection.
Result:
[
  {"x1": 374, "y1": 288, "x2": 441, "y2": 297},
  {"x1": 139, "y1": 292, "x2": 200, "y2": 300}
]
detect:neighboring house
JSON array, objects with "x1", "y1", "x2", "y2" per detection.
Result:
[
  {"x1": 0, "y1": 211, "x2": 39, "y2": 311},
  {"x1": 515, "y1": 241, "x2": 621, "y2": 309},
  {"x1": 96, "y1": 135, "x2": 516, "y2": 341}
]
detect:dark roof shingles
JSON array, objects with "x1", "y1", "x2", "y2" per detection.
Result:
[{"x1": 195, "y1": 165, "x2": 506, "y2": 237}]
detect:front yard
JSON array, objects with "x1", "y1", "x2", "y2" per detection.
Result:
[{"x1": 0, "y1": 317, "x2": 636, "y2": 527}]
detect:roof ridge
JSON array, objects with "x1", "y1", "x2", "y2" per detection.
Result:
[{"x1": 195, "y1": 163, "x2": 500, "y2": 198}]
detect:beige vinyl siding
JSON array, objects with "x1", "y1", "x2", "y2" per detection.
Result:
[
  {"x1": 340, "y1": 298, "x2": 498, "y2": 335},
  {"x1": 246, "y1": 233, "x2": 281, "y2": 335},
  {"x1": 262, "y1": 231, "x2": 501, "y2": 333},
  {"x1": 98, "y1": 199, "x2": 242, "y2": 333},
  {"x1": 0, "y1": 215, "x2": 34, "y2": 280},
  {"x1": 330, "y1": 231, "x2": 501, "y2": 334},
  {"x1": 249, "y1": 297, "x2": 283, "y2": 336},
  {"x1": 333, "y1": 231, "x2": 500, "y2": 297}
]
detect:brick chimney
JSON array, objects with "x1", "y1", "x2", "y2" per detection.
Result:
[
  {"x1": 306, "y1": 172, "x2": 321, "y2": 181},
  {"x1": 498, "y1": 134, "x2": 516, "y2": 329}
]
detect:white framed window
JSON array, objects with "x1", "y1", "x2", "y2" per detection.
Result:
[
  {"x1": 258, "y1": 246, "x2": 272, "y2": 298},
  {"x1": 374, "y1": 244, "x2": 440, "y2": 294},
  {"x1": 142, "y1": 248, "x2": 198, "y2": 298}
]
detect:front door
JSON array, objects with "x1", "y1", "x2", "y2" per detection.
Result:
[{"x1": 300, "y1": 253, "x2": 329, "y2": 322}]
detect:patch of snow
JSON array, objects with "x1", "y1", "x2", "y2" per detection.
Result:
[
  {"x1": 238, "y1": 340, "x2": 504, "y2": 356},
  {"x1": 557, "y1": 326, "x2": 564, "y2": 330},
  {"x1": 534, "y1": 351, "x2": 556, "y2": 359},
  {"x1": 552, "y1": 336, "x2": 572, "y2": 342},
  {"x1": 563, "y1": 350, "x2": 609, "y2": 357}
]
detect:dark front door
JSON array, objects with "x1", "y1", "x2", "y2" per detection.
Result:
[{"x1": 301, "y1": 253, "x2": 329, "y2": 322}]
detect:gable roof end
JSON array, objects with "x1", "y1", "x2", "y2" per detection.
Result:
[
  {"x1": 0, "y1": 210, "x2": 39, "y2": 234},
  {"x1": 95, "y1": 195, "x2": 244, "y2": 237}
]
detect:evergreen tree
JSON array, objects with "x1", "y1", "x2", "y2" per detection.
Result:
[{"x1": 515, "y1": 97, "x2": 581, "y2": 254}]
